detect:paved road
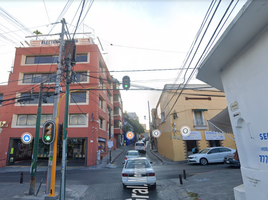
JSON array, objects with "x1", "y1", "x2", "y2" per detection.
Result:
[{"x1": 0, "y1": 145, "x2": 242, "y2": 200}]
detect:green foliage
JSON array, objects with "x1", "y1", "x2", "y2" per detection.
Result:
[
  {"x1": 129, "y1": 119, "x2": 144, "y2": 134},
  {"x1": 33, "y1": 30, "x2": 42, "y2": 35}
]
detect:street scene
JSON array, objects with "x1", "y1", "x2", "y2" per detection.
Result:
[
  {"x1": 0, "y1": 143, "x2": 242, "y2": 200},
  {"x1": 0, "y1": 0, "x2": 268, "y2": 200}
]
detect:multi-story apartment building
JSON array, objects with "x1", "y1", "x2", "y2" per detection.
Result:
[
  {"x1": 153, "y1": 84, "x2": 236, "y2": 161},
  {"x1": 0, "y1": 38, "x2": 123, "y2": 168}
]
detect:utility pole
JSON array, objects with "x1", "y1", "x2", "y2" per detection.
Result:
[
  {"x1": 108, "y1": 107, "x2": 111, "y2": 163},
  {"x1": 148, "y1": 101, "x2": 153, "y2": 150},
  {"x1": 46, "y1": 18, "x2": 65, "y2": 194},
  {"x1": 29, "y1": 82, "x2": 43, "y2": 195},
  {"x1": 60, "y1": 51, "x2": 72, "y2": 200}
]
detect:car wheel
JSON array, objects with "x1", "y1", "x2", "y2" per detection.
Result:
[
  {"x1": 151, "y1": 183, "x2": 156, "y2": 190},
  {"x1": 122, "y1": 184, "x2": 127, "y2": 189},
  {"x1": 200, "y1": 158, "x2": 208, "y2": 165}
]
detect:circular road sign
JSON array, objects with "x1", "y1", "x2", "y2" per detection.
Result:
[
  {"x1": 126, "y1": 131, "x2": 134, "y2": 140},
  {"x1": 152, "y1": 129, "x2": 161, "y2": 138},
  {"x1": 180, "y1": 126, "x2": 191, "y2": 137},
  {"x1": 21, "y1": 132, "x2": 33, "y2": 144}
]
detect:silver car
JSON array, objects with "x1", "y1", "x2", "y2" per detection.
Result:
[
  {"x1": 122, "y1": 157, "x2": 156, "y2": 189},
  {"x1": 135, "y1": 142, "x2": 146, "y2": 153}
]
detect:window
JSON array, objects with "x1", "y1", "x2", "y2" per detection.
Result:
[
  {"x1": 114, "y1": 120, "x2": 122, "y2": 128},
  {"x1": 0, "y1": 94, "x2": 2, "y2": 105},
  {"x1": 70, "y1": 92, "x2": 86, "y2": 103},
  {"x1": 19, "y1": 92, "x2": 54, "y2": 104},
  {"x1": 99, "y1": 117, "x2": 104, "y2": 129},
  {"x1": 193, "y1": 110, "x2": 206, "y2": 128},
  {"x1": 16, "y1": 114, "x2": 52, "y2": 126},
  {"x1": 219, "y1": 147, "x2": 231, "y2": 152},
  {"x1": 99, "y1": 96, "x2": 104, "y2": 109},
  {"x1": 161, "y1": 111, "x2": 165, "y2": 123},
  {"x1": 23, "y1": 73, "x2": 56, "y2": 84},
  {"x1": 98, "y1": 138, "x2": 106, "y2": 153},
  {"x1": 114, "y1": 107, "x2": 122, "y2": 116},
  {"x1": 69, "y1": 114, "x2": 87, "y2": 125},
  {"x1": 208, "y1": 148, "x2": 220, "y2": 154},
  {"x1": 25, "y1": 56, "x2": 58, "y2": 64},
  {"x1": 113, "y1": 94, "x2": 121, "y2": 102},
  {"x1": 107, "y1": 90, "x2": 111, "y2": 101},
  {"x1": 76, "y1": 54, "x2": 88, "y2": 62},
  {"x1": 99, "y1": 61, "x2": 104, "y2": 72},
  {"x1": 71, "y1": 72, "x2": 87, "y2": 83},
  {"x1": 99, "y1": 78, "x2": 103, "y2": 88}
]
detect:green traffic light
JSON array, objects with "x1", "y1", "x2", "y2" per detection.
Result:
[{"x1": 44, "y1": 135, "x2": 51, "y2": 141}]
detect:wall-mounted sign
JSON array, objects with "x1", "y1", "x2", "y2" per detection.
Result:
[
  {"x1": 205, "y1": 131, "x2": 225, "y2": 140},
  {"x1": 0, "y1": 121, "x2": 8, "y2": 127},
  {"x1": 30, "y1": 38, "x2": 93, "y2": 47},
  {"x1": 233, "y1": 112, "x2": 241, "y2": 117},
  {"x1": 230, "y1": 101, "x2": 239, "y2": 111},
  {"x1": 182, "y1": 131, "x2": 202, "y2": 140}
]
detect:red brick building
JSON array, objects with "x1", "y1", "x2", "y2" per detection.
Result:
[{"x1": 0, "y1": 38, "x2": 123, "y2": 168}]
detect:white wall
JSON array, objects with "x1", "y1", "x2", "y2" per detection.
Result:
[{"x1": 221, "y1": 27, "x2": 268, "y2": 200}]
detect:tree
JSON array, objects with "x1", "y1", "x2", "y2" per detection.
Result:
[{"x1": 33, "y1": 30, "x2": 42, "y2": 40}]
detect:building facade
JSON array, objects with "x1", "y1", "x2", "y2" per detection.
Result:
[
  {"x1": 0, "y1": 38, "x2": 123, "y2": 168},
  {"x1": 153, "y1": 84, "x2": 236, "y2": 161}
]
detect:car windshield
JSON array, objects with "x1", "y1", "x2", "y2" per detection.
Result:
[
  {"x1": 199, "y1": 149, "x2": 210, "y2": 154},
  {"x1": 136, "y1": 143, "x2": 144, "y2": 146},
  {"x1": 125, "y1": 159, "x2": 151, "y2": 169},
  {"x1": 128, "y1": 152, "x2": 139, "y2": 156}
]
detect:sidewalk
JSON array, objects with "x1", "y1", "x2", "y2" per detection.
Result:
[{"x1": 0, "y1": 146, "x2": 127, "y2": 200}]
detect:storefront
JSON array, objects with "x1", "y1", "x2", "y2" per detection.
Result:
[
  {"x1": 182, "y1": 131, "x2": 202, "y2": 155},
  {"x1": 205, "y1": 131, "x2": 224, "y2": 147},
  {"x1": 7, "y1": 138, "x2": 86, "y2": 166}
]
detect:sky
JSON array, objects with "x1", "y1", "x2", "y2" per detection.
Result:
[{"x1": 0, "y1": 0, "x2": 247, "y2": 129}]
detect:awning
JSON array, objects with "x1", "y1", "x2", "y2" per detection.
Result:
[{"x1": 208, "y1": 107, "x2": 233, "y2": 134}]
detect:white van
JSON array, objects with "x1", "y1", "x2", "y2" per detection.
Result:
[{"x1": 135, "y1": 142, "x2": 146, "y2": 153}]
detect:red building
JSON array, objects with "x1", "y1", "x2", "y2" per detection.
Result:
[{"x1": 0, "y1": 38, "x2": 123, "y2": 168}]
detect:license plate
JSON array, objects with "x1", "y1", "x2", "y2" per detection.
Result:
[{"x1": 226, "y1": 161, "x2": 230, "y2": 163}]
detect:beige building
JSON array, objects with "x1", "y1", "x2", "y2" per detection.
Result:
[{"x1": 153, "y1": 84, "x2": 236, "y2": 161}]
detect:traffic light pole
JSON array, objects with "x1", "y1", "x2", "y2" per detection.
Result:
[
  {"x1": 46, "y1": 18, "x2": 65, "y2": 194},
  {"x1": 29, "y1": 82, "x2": 43, "y2": 195}
]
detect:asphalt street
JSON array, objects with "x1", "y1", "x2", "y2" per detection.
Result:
[{"x1": 0, "y1": 144, "x2": 242, "y2": 200}]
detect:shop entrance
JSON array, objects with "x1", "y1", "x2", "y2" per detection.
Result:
[
  {"x1": 209, "y1": 140, "x2": 221, "y2": 147},
  {"x1": 186, "y1": 140, "x2": 198, "y2": 156},
  {"x1": 7, "y1": 138, "x2": 86, "y2": 167}
]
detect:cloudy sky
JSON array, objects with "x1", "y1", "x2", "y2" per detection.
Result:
[{"x1": 0, "y1": 0, "x2": 246, "y2": 129}]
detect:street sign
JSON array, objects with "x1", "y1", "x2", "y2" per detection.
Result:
[
  {"x1": 108, "y1": 140, "x2": 113, "y2": 148},
  {"x1": 21, "y1": 132, "x2": 33, "y2": 144}
]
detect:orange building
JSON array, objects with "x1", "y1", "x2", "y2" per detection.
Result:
[{"x1": 0, "y1": 38, "x2": 123, "y2": 168}]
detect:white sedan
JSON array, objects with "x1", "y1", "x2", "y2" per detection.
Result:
[
  {"x1": 187, "y1": 147, "x2": 236, "y2": 165},
  {"x1": 122, "y1": 157, "x2": 156, "y2": 189}
]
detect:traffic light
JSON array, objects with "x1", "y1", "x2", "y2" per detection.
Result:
[
  {"x1": 122, "y1": 76, "x2": 130, "y2": 90},
  {"x1": 42, "y1": 120, "x2": 56, "y2": 145}
]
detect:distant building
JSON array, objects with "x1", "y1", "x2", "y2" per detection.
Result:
[
  {"x1": 152, "y1": 84, "x2": 236, "y2": 161},
  {"x1": 126, "y1": 112, "x2": 139, "y2": 121}
]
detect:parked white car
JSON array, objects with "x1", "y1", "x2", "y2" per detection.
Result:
[
  {"x1": 187, "y1": 147, "x2": 236, "y2": 165},
  {"x1": 122, "y1": 157, "x2": 156, "y2": 189}
]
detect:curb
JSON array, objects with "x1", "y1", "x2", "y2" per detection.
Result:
[
  {"x1": 111, "y1": 148, "x2": 125, "y2": 164},
  {"x1": 150, "y1": 150, "x2": 166, "y2": 164}
]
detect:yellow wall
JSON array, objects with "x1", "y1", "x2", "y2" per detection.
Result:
[{"x1": 155, "y1": 86, "x2": 237, "y2": 161}]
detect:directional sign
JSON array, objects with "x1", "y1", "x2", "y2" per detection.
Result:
[{"x1": 21, "y1": 132, "x2": 33, "y2": 144}]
